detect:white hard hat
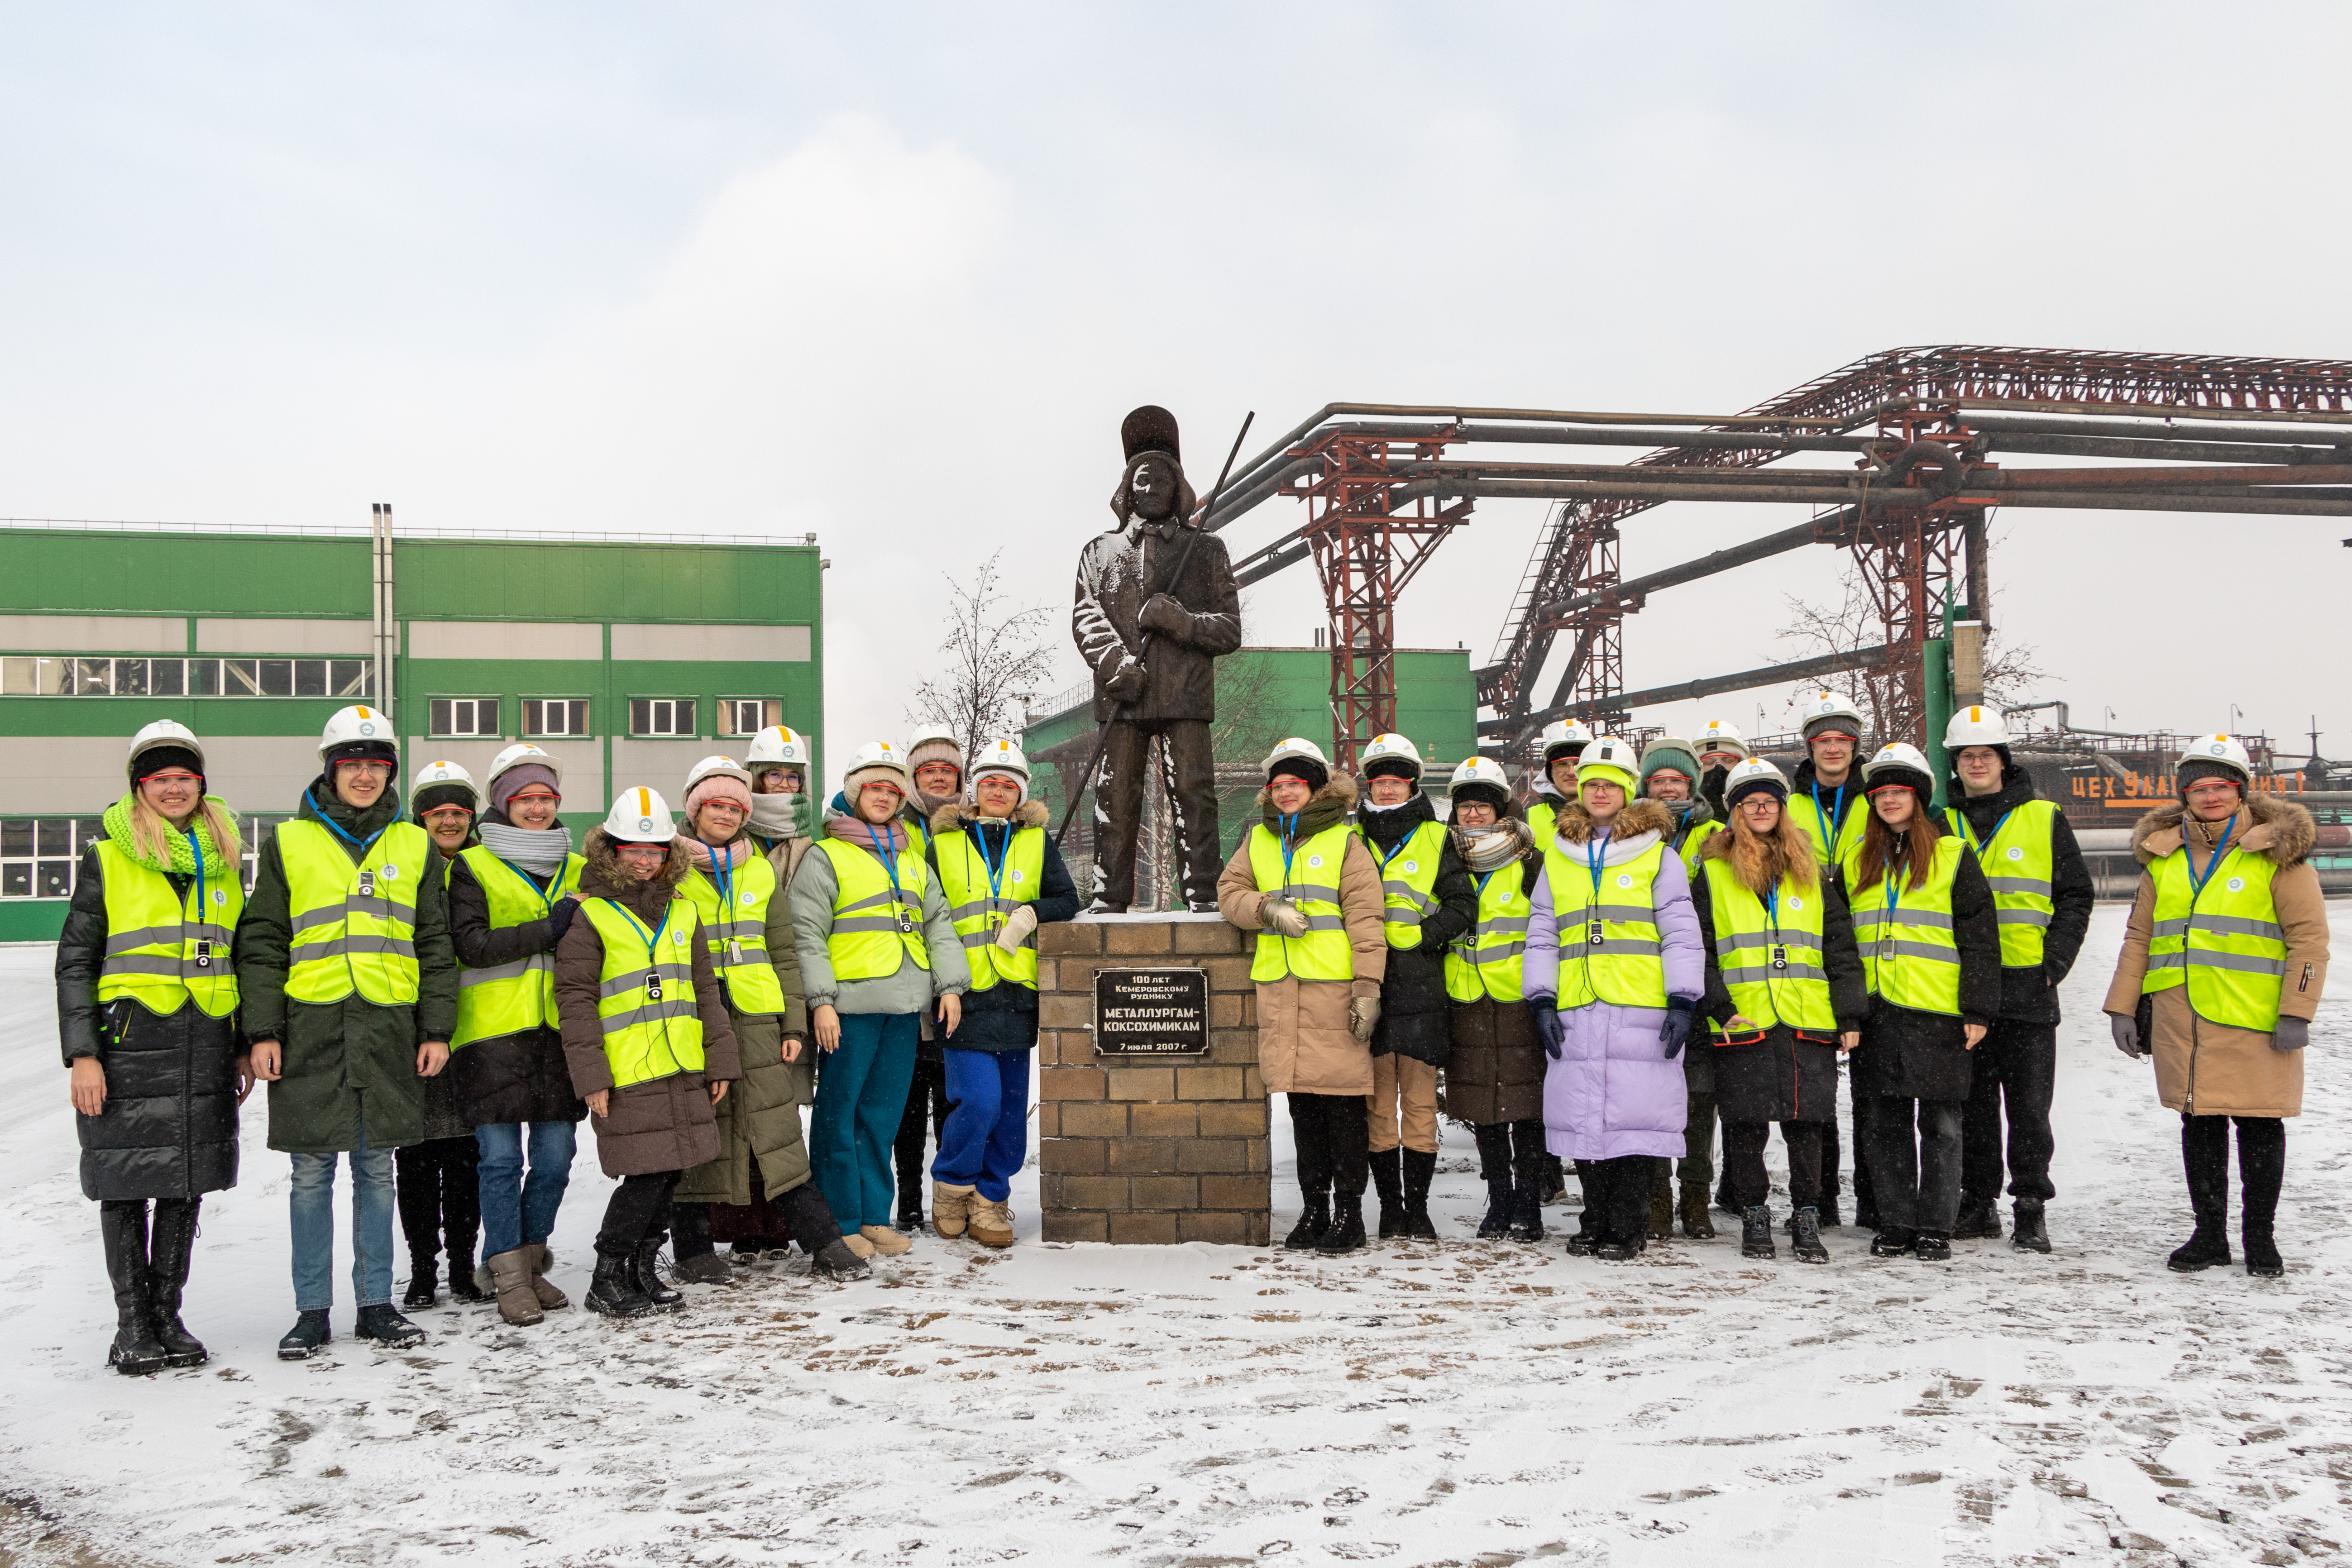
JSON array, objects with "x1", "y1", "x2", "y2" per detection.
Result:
[
  {"x1": 1360, "y1": 732, "x2": 1423, "y2": 781},
  {"x1": 1799, "y1": 691, "x2": 1865, "y2": 742},
  {"x1": 411, "y1": 758, "x2": 478, "y2": 805},
  {"x1": 842, "y1": 739, "x2": 913, "y2": 796},
  {"x1": 1448, "y1": 755, "x2": 1512, "y2": 799},
  {"x1": 2183, "y1": 733, "x2": 2254, "y2": 787},
  {"x1": 1943, "y1": 705, "x2": 2012, "y2": 752},
  {"x1": 1862, "y1": 741, "x2": 1935, "y2": 784},
  {"x1": 745, "y1": 725, "x2": 811, "y2": 770},
  {"x1": 904, "y1": 722, "x2": 962, "y2": 775},
  {"x1": 970, "y1": 736, "x2": 1030, "y2": 787},
  {"x1": 1262, "y1": 736, "x2": 1331, "y2": 779},
  {"x1": 684, "y1": 755, "x2": 755, "y2": 794},
  {"x1": 487, "y1": 743, "x2": 562, "y2": 792},
  {"x1": 1721, "y1": 756, "x2": 1790, "y2": 806},
  {"x1": 1575, "y1": 736, "x2": 1640, "y2": 791},
  {"x1": 1539, "y1": 718, "x2": 1595, "y2": 762},
  {"x1": 127, "y1": 719, "x2": 205, "y2": 780},
  {"x1": 317, "y1": 704, "x2": 395, "y2": 760},
  {"x1": 1696, "y1": 718, "x2": 1750, "y2": 760},
  {"x1": 602, "y1": 785, "x2": 675, "y2": 845}
]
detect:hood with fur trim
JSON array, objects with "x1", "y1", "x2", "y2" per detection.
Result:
[
  {"x1": 928, "y1": 798, "x2": 1051, "y2": 835},
  {"x1": 2132, "y1": 791, "x2": 2315, "y2": 868},
  {"x1": 580, "y1": 825, "x2": 691, "y2": 918},
  {"x1": 1550, "y1": 797, "x2": 1674, "y2": 846},
  {"x1": 1254, "y1": 773, "x2": 1358, "y2": 837}
]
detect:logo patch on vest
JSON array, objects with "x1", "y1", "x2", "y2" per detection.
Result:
[
  {"x1": 741, "y1": 893, "x2": 757, "y2": 907},
  {"x1": 674, "y1": 928, "x2": 688, "y2": 945},
  {"x1": 2007, "y1": 845, "x2": 2024, "y2": 861},
  {"x1": 1616, "y1": 873, "x2": 1633, "y2": 889},
  {"x1": 1404, "y1": 860, "x2": 1419, "y2": 874},
  {"x1": 1011, "y1": 869, "x2": 1025, "y2": 884},
  {"x1": 1309, "y1": 855, "x2": 1324, "y2": 868},
  {"x1": 1788, "y1": 895, "x2": 1803, "y2": 911},
  {"x1": 378, "y1": 864, "x2": 398, "y2": 882},
  {"x1": 212, "y1": 888, "x2": 227, "y2": 906},
  {"x1": 2228, "y1": 876, "x2": 2246, "y2": 893}
]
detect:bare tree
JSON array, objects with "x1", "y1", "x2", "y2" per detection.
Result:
[{"x1": 906, "y1": 548, "x2": 1060, "y2": 765}]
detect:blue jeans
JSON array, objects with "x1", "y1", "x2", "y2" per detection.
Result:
[
  {"x1": 810, "y1": 1011, "x2": 918, "y2": 1229},
  {"x1": 936, "y1": 1047, "x2": 1031, "y2": 1203},
  {"x1": 289, "y1": 1132, "x2": 396, "y2": 1310},
  {"x1": 475, "y1": 1121, "x2": 578, "y2": 1258}
]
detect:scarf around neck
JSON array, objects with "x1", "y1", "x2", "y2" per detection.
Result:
[
  {"x1": 478, "y1": 820, "x2": 573, "y2": 875},
  {"x1": 680, "y1": 835, "x2": 753, "y2": 872},
  {"x1": 102, "y1": 794, "x2": 232, "y2": 877},
  {"x1": 826, "y1": 814, "x2": 909, "y2": 856},
  {"x1": 748, "y1": 792, "x2": 810, "y2": 842}
]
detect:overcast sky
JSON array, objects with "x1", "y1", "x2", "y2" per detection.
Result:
[{"x1": 4, "y1": 5, "x2": 2346, "y2": 782}]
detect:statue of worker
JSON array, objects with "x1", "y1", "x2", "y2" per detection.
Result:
[{"x1": 1071, "y1": 406, "x2": 1242, "y2": 913}]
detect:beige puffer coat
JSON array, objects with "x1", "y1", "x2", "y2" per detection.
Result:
[
  {"x1": 2102, "y1": 794, "x2": 2329, "y2": 1118},
  {"x1": 1215, "y1": 775, "x2": 1388, "y2": 1096}
]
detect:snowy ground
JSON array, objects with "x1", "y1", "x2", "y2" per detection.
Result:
[{"x1": 0, "y1": 905, "x2": 2347, "y2": 1568}]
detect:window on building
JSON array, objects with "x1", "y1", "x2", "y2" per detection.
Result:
[
  {"x1": 522, "y1": 699, "x2": 590, "y2": 738},
  {"x1": 630, "y1": 698, "x2": 697, "y2": 737},
  {"x1": 0, "y1": 654, "x2": 371, "y2": 699},
  {"x1": 717, "y1": 698, "x2": 782, "y2": 738},
  {"x1": 429, "y1": 697, "x2": 500, "y2": 738},
  {"x1": 0, "y1": 813, "x2": 289, "y2": 900},
  {"x1": 0, "y1": 657, "x2": 66, "y2": 695}
]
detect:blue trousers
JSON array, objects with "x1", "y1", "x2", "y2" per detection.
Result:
[
  {"x1": 935, "y1": 1047, "x2": 1032, "y2": 1203},
  {"x1": 810, "y1": 1011, "x2": 918, "y2": 1230},
  {"x1": 474, "y1": 1121, "x2": 577, "y2": 1258},
  {"x1": 289, "y1": 1131, "x2": 395, "y2": 1311}
]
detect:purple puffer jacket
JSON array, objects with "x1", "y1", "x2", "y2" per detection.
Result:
[{"x1": 1523, "y1": 803, "x2": 1705, "y2": 1162}]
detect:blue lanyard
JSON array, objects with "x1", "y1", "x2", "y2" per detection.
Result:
[
  {"x1": 1278, "y1": 812, "x2": 1303, "y2": 892},
  {"x1": 493, "y1": 856, "x2": 559, "y2": 916},
  {"x1": 973, "y1": 821, "x2": 1012, "y2": 903},
  {"x1": 1584, "y1": 828, "x2": 1609, "y2": 905},
  {"x1": 309, "y1": 791, "x2": 388, "y2": 856},
  {"x1": 2185, "y1": 813, "x2": 2239, "y2": 898},
  {"x1": 1952, "y1": 805, "x2": 2015, "y2": 858},
  {"x1": 865, "y1": 822, "x2": 910, "y2": 917},
  {"x1": 184, "y1": 829, "x2": 206, "y2": 926},
  {"x1": 1812, "y1": 780, "x2": 1850, "y2": 856},
  {"x1": 1764, "y1": 882, "x2": 1780, "y2": 937},
  {"x1": 700, "y1": 838, "x2": 735, "y2": 916},
  {"x1": 1375, "y1": 827, "x2": 1414, "y2": 872},
  {"x1": 599, "y1": 897, "x2": 671, "y2": 962}
]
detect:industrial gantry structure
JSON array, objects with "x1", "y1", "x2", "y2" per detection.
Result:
[{"x1": 1202, "y1": 346, "x2": 2352, "y2": 772}]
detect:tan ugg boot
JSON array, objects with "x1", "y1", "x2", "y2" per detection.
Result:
[
  {"x1": 529, "y1": 1249, "x2": 570, "y2": 1311},
  {"x1": 840, "y1": 1231, "x2": 876, "y2": 1259},
  {"x1": 931, "y1": 1180, "x2": 977, "y2": 1239},
  {"x1": 486, "y1": 1248, "x2": 544, "y2": 1327},
  {"x1": 860, "y1": 1224, "x2": 913, "y2": 1257},
  {"x1": 967, "y1": 1198, "x2": 1014, "y2": 1249}
]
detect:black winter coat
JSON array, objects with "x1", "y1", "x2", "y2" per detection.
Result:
[
  {"x1": 1848, "y1": 823, "x2": 2004, "y2": 1103},
  {"x1": 1357, "y1": 792, "x2": 1476, "y2": 1067},
  {"x1": 923, "y1": 801, "x2": 1083, "y2": 1052},
  {"x1": 55, "y1": 846, "x2": 244, "y2": 1200},
  {"x1": 1691, "y1": 860, "x2": 1870, "y2": 1126},
  {"x1": 1942, "y1": 764, "x2": 2095, "y2": 1023},
  {"x1": 444, "y1": 852, "x2": 586, "y2": 1127}
]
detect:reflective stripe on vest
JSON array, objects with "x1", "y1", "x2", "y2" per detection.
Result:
[
  {"x1": 1445, "y1": 864, "x2": 1530, "y2": 1003},
  {"x1": 451, "y1": 846, "x2": 583, "y2": 1048},
  {"x1": 1540, "y1": 836, "x2": 1668, "y2": 1009},
  {"x1": 1361, "y1": 818, "x2": 1447, "y2": 950},
  {"x1": 1247, "y1": 821, "x2": 1354, "y2": 982},
  {"x1": 934, "y1": 822, "x2": 1046, "y2": 993},
  {"x1": 1944, "y1": 799, "x2": 2059, "y2": 967},
  {"x1": 92, "y1": 841, "x2": 241, "y2": 1017},
  {"x1": 2143, "y1": 838, "x2": 2288, "y2": 1032},
  {"x1": 817, "y1": 837, "x2": 932, "y2": 981},
  {"x1": 1706, "y1": 869, "x2": 1835, "y2": 1032},
  {"x1": 680, "y1": 852, "x2": 786, "y2": 1015},
  {"x1": 1850, "y1": 836, "x2": 1965, "y2": 1014},
  {"x1": 579, "y1": 896, "x2": 705, "y2": 1086},
  {"x1": 279, "y1": 819, "x2": 428, "y2": 1005}
]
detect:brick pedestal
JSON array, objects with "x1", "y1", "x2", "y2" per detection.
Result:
[{"x1": 1036, "y1": 914, "x2": 1271, "y2": 1245}]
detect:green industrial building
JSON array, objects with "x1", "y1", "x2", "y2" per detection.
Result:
[{"x1": 0, "y1": 521, "x2": 823, "y2": 941}]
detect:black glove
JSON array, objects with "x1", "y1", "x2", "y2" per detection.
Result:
[
  {"x1": 549, "y1": 896, "x2": 581, "y2": 938},
  {"x1": 2272, "y1": 1016, "x2": 2309, "y2": 1053},
  {"x1": 2108, "y1": 1012, "x2": 2143, "y2": 1058},
  {"x1": 1526, "y1": 997, "x2": 1563, "y2": 1061},
  {"x1": 1659, "y1": 996, "x2": 1696, "y2": 1059},
  {"x1": 1140, "y1": 593, "x2": 1190, "y2": 639}
]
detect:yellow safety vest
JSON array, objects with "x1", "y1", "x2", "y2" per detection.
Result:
[
  {"x1": 1705, "y1": 866, "x2": 1836, "y2": 1033},
  {"x1": 1792, "y1": 780, "x2": 1869, "y2": 880},
  {"x1": 934, "y1": 821, "x2": 1046, "y2": 993},
  {"x1": 817, "y1": 837, "x2": 932, "y2": 981},
  {"x1": 1361, "y1": 818, "x2": 1447, "y2": 950},
  {"x1": 92, "y1": 841, "x2": 241, "y2": 1017},
  {"x1": 1541, "y1": 835, "x2": 1668, "y2": 1009},
  {"x1": 680, "y1": 851, "x2": 786, "y2": 1016},
  {"x1": 1676, "y1": 815, "x2": 1724, "y2": 877},
  {"x1": 451, "y1": 845, "x2": 583, "y2": 1048},
  {"x1": 1527, "y1": 798, "x2": 1558, "y2": 846},
  {"x1": 1445, "y1": 863, "x2": 1530, "y2": 1003},
  {"x1": 1247, "y1": 821, "x2": 1354, "y2": 983},
  {"x1": 1944, "y1": 799, "x2": 2059, "y2": 967},
  {"x1": 279, "y1": 818, "x2": 429, "y2": 1006},
  {"x1": 579, "y1": 895, "x2": 705, "y2": 1086},
  {"x1": 2142, "y1": 830, "x2": 2290, "y2": 1032},
  {"x1": 1850, "y1": 837, "x2": 1965, "y2": 1014}
]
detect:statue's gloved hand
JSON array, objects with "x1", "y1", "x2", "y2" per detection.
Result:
[
  {"x1": 1140, "y1": 593, "x2": 1190, "y2": 639},
  {"x1": 994, "y1": 904, "x2": 1039, "y2": 954},
  {"x1": 1259, "y1": 895, "x2": 1310, "y2": 938},
  {"x1": 1348, "y1": 994, "x2": 1381, "y2": 1042},
  {"x1": 1104, "y1": 656, "x2": 1147, "y2": 702}
]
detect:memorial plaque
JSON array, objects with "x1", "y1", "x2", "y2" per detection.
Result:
[{"x1": 1092, "y1": 967, "x2": 1210, "y2": 1057}]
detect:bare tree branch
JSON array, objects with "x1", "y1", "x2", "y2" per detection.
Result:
[{"x1": 906, "y1": 547, "x2": 1059, "y2": 765}]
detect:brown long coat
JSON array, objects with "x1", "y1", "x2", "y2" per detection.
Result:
[
  {"x1": 555, "y1": 830, "x2": 743, "y2": 1176},
  {"x1": 1215, "y1": 775, "x2": 1387, "y2": 1096},
  {"x1": 2102, "y1": 794, "x2": 2329, "y2": 1118}
]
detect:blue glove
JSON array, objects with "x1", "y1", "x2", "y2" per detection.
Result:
[
  {"x1": 1526, "y1": 997, "x2": 1563, "y2": 1061},
  {"x1": 1659, "y1": 996, "x2": 1696, "y2": 1059},
  {"x1": 2272, "y1": 1016, "x2": 2309, "y2": 1053}
]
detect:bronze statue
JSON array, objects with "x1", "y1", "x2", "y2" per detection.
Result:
[{"x1": 1071, "y1": 406, "x2": 1241, "y2": 912}]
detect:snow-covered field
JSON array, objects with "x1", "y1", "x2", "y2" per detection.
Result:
[{"x1": 0, "y1": 904, "x2": 2345, "y2": 1567}]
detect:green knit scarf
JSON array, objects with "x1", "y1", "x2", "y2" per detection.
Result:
[{"x1": 102, "y1": 794, "x2": 235, "y2": 878}]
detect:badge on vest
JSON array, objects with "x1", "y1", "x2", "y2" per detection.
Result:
[
  {"x1": 1405, "y1": 860, "x2": 1419, "y2": 874},
  {"x1": 897, "y1": 905, "x2": 915, "y2": 934},
  {"x1": 357, "y1": 870, "x2": 374, "y2": 896},
  {"x1": 2228, "y1": 876, "x2": 2245, "y2": 892},
  {"x1": 2007, "y1": 846, "x2": 2025, "y2": 862},
  {"x1": 1771, "y1": 945, "x2": 1788, "y2": 971},
  {"x1": 646, "y1": 974, "x2": 663, "y2": 1001},
  {"x1": 379, "y1": 864, "x2": 398, "y2": 881},
  {"x1": 193, "y1": 940, "x2": 213, "y2": 969},
  {"x1": 1616, "y1": 873, "x2": 1634, "y2": 889},
  {"x1": 1588, "y1": 920, "x2": 1606, "y2": 947}
]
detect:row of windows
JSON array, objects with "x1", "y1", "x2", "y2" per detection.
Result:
[
  {"x1": 2, "y1": 815, "x2": 289, "y2": 900},
  {"x1": 0, "y1": 656, "x2": 376, "y2": 699},
  {"x1": 427, "y1": 697, "x2": 783, "y2": 740}
]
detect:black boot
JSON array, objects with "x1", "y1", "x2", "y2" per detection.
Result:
[
  {"x1": 99, "y1": 1203, "x2": 167, "y2": 1376},
  {"x1": 667, "y1": 1202, "x2": 731, "y2": 1285},
  {"x1": 1952, "y1": 1194, "x2": 2000, "y2": 1241},
  {"x1": 355, "y1": 1303, "x2": 428, "y2": 1348},
  {"x1": 1472, "y1": 1125, "x2": 1513, "y2": 1238},
  {"x1": 402, "y1": 1255, "x2": 439, "y2": 1310},
  {"x1": 1791, "y1": 1193, "x2": 1844, "y2": 1233},
  {"x1": 2239, "y1": 1119, "x2": 2285, "y2": 1277},
  {"x1": 2010, "y1": 1200, "x2": 2051, "y2": 1254},
  {"x1": 633, "y1": 1238, "x2": 684, "y2": 1311},
  {"x1": 893, "y1": 1170, "x2": 924, "y2": 1234},
  {"x1": 1316, "y1": 1194, "x2": 1366, "y2": 1255},
  {"x1": 1369, "y1": 1149, "x2": 1404, "y2": 1240},
  {"x1": 442, "y1": 1144, "x2": 484, "y2": 1302},
  {"x1": 1713, "y1": 1176, "x2": 1739, "y2": 1216},
  {"x1": 1285, "y1": 1100, "x2": 1332, "y2": 1250},
  {"x1": 585, "y1": 1250, "x2": 652, "y2": 1318},
  {"x1": 1476, "y1": 1174, "x2": 1512, "y2": 1239},
  {"x1": 1791, "y1": 1206, "x2": 1828, "y2": 1264},
  {"x1": 1565, "y1": 1203, "x2": 1599, "y2": 1257},
  {"x1": 1507, "y1": 1179, "x2": 1545, "y2": 1244},
  {"x1": 1870, "y1": 1225, "x2": 1916, "y2": 1257},
  {"x1": 1399, "y1": 1150, "x2": 1438, "y2": 1241},
  {"x1": 2169, "y1": 1116, "x2": 2233, "y2": 1272},
  {"x1": 1911, "y1": 1230, "x2": 1952, "y2": 1262},
  {"x1": 276, "y1": 1308, "x2": 332, "y2": 1360},
  {"x1": 146, "y1": 1199, "x2": 208, "y2": 1368},
  {"x1": 1539, "y1": 1155, "x2": 1567, "y2": 1206},
  {"x1": 1285, "y1": 1196, "x2": 1330, "y2": 1251},
  {"x1": 1740, "y1": 1205, "x2": 1775, "y2": 1260},
  {"x1": 392, "y1": 1144, "x2": 444, "y2": 1309}
]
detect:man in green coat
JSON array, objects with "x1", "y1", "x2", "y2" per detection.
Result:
[{"x1": 239, "y1": 706, "x2": 459, "y2": 1359}]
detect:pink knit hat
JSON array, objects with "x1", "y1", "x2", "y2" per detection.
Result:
[{"x1": 684, "y1": 772, "x2": 753, "y2": 817}]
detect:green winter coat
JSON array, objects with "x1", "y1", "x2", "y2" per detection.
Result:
[
  {"x1": 235, "y1": 779, "x2": 460, "y2": 1155},
  {"x1": 675, "y1": 835, "x2": 816, "y2": 1204}
]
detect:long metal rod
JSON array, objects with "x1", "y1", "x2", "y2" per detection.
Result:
[
  {"x1": 1482, "y1": 644, "x2": 1892, "y2": 738},
  {"x1": 1385, "y1": 477, "x2": 2352, "y2": 516},
  {"x1": 1533, "y1": 514, "x2": 1845, "y2": 620}
]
